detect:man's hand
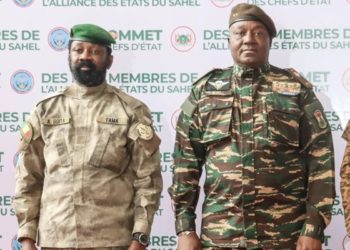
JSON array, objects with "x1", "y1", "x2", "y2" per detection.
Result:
[
  {"x1": 296, "y1": 236, "x2": 322, "y2": 250},
  {"x1": 177, "y1": 232, "x2": 202, "y2": 250},
  {"x1": 128, "y1": 240, "x2": 146, "y2": 250},
  {"x1": 20, "y1": 238, "x2": 37, "y2": 250}
]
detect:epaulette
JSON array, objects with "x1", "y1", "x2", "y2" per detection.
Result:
[
  {"x1": 192, "y1": 68, "x2": 221, "y2": 86},
  {"x1": 111, "y1": 86, "x2": 152, "y2": 124},
  {"x1": 110, "y1": 86, "x2": 143, "y2": 110},
  {"x1": 287, "y1": 68, "x2": 313, "y2": 89},
  {"x1": 36, "y1": 87, "x2": 67, "y2": 106}
]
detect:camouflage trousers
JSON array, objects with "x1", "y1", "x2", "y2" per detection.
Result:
[{"x1": 41, "y1": 247, "x2": 128, "y2": 250}]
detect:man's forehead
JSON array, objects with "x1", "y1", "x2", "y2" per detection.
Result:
[
  {"x1": 230, "y1": 20, "x2": 268, "y2": 30},
  {"x1": 71, "y1": 40, "x2": 105, "y2": 48}
]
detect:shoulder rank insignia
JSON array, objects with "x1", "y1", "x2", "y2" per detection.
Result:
[
  {"x1": 136, "y1": 123, "x2": 154, "y2": 140},
  {"x1": 20, "y1": 122, "x2": 33, "y2": 143},
  {"x1": 191, "y1": 68, "x2": 218, "y2": 87},
  {"x1": 272, "y1": 82, "x2": 301, "y2": 96}
]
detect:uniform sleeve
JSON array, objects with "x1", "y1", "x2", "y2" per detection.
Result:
[
  {"x1": 168, "y1": 85, "x2": 205, "y2": 235},
  {"x1": 12, "y1": 109, "x2": 45, "y2": 242},
  {"x1": 299, "y1": 89, "x2": 335, "y2": 241},
  {"x1": 127, "y1": 104, "x2": 163, "y2": 235},
  {"x1": 340, "y1": 120, "x2": 350, "y2": 234}
]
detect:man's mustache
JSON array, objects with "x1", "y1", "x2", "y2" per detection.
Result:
[{"x1": 76, "y1": 60, "x2": 96, "y2": 71}]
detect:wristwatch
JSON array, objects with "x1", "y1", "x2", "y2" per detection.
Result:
[{"x1": 132, "y1": 232, "x2": 149, "y2": 246}]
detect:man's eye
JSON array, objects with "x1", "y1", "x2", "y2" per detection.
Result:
[
  {"x1": 73, "y1": 48, "x2": 83, "y2": 53},
  {"x1": 235, "y1": 32, "x2": 244, "y2": 39},
  {"x1": 92, "y1": 50, "x2": 101, "y2": 55}
]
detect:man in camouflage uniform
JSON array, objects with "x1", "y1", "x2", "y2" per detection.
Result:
[
  {"x1": 168, "y1": 3, "x2": 335, "y2": 250},
  {"x1": 13, "y1": 24, "x2": 162, "y2": 250},
  {"x1": 341, "y1": 122, "x2": 350, "y2": 234}
]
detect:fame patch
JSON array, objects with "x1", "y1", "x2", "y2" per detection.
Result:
[
  {"x1": 136, "y1": 123, "x2": 154, "y2": 140},
  {"x1": 20, "y1": 122, "x2": 33, "y2": 143}
]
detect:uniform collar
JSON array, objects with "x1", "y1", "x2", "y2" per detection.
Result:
[
  {"x1": 66, "y1": 81, "x2": 107, "y2": 99},
  {"x1": 232, "y1": 63, "x2": 271, "y2": 78}
]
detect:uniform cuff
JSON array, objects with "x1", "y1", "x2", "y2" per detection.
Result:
[
  {"x1": 17, "y1": 222, "x2": 37, "y2": 243},
  {"x1": 133, "y1": 219, "x2": 151, "y2": 235},
  {"x1": 175, "y1": 218, "x2": 196, "y2": 235},
  {"x1": 300, "y1": 205, "x2": 325, "y2": 241},
  {"x1": 300, "y1": 223, "x2": 323, "y2": 241}
]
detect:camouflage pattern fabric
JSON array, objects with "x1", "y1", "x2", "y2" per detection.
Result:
[
  {"x1": 13, "y1": 82, "x2": 162, "y2": 248},
  {"x1": 168, "y1": 64, "x2": 335, "y2": 249},
  {"x1": 341, "y1": 120, "x2": 350, "y2": 234}
]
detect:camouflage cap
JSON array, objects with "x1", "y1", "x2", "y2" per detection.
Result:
[
  {"x1": 70, "y1": 23, "x2": 116, "y2": 47},
  {"x1": 229, "y1": 3, "x2": 277, "y2": 38}
]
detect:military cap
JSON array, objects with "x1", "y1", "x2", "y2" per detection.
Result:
[
  {"x1": 70, "y1": 23, "x2": 116, "y2": 47},
  {"x1": 229, "y1": 3, "x2": 277, "y2": 38}
]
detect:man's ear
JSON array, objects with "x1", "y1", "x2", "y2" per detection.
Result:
[{"x1": 107, "y1": 55, "x2": 113, "y2": 69}]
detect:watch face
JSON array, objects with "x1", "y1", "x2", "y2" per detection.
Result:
[{"x1": 139, "y1": 234, "x2": 149, "y2": 245}]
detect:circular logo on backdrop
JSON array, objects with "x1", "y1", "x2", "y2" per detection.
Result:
[
  {"x1": 171, "y1": 26, "x2": 196, "y2": 52},
  {"x1": 48, "y1": 27, "x2": 69, "y2": 51},
  {"x1": 171, "y1": 108, "x2": 181, "y2": 130},
  {"x1": 343, "y1": 235, "x2": 350, "y2": 250},
  {"x1": 10, "y1": 70, "x2": 34, "y2": 94},
  {"x1": 210, "y1": 0, "x2": 234, "y2": 8},
  {"x1": 342, "y1": 68, "x2": 350, "y2": 92},
  {"x1": 12, "y1": 235, "x2": 21, "y2": 250},
  {"x1": 13, "y1": 0, "x2": 34, "y2": 7}
]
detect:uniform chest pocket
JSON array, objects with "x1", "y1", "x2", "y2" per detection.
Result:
[
  {"x1": 88, "y1": 120, "x2": 130, "y2": 177},
  {"x1": 41, "y1": 117, "x2": 71, "y2": 168},
  {"x1": 198, "y1": 96, "x2": 233, "y2": 144},
  {"x1": 268, "y1": 109, "x2": 301, "y2": 147}
]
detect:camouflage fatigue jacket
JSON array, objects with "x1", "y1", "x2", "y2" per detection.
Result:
[
  {"x1": 341, "y1": 121, "x2": 350, "y2": 234},
  {"x1": 13, "y1": 82, "x2": 163, "y2": 248},
  {"x1": 169, "y1": 64, "x2": 335, "y2": 249}
]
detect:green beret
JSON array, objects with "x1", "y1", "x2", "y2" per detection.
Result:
[
  {"x1": 70, "y1": 23, "x2": 116, "y2": 47},
  {"x1": 229, "y1": 3, "x2": 277, "y2": 38}
]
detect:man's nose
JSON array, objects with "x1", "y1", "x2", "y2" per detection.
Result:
[
  {"x1": 243, "y1": 31, "x2": 256, "y2": 43},
  {"x1": 80, "y1": 50, "x2": 92, "y2": 60}
]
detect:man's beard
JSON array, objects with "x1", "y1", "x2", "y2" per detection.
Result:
[{"x1": 69, "y1": 57, "x2": 108, "y2": 87}]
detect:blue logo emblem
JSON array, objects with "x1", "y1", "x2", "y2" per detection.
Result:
[
  {"x1": 13, "y1": 0, "x2": 34, "y2": 7},
  {"x1": 48, "y1": 27, "x2": 69, "y2": 51},
  {"x1": 12, "y1": 235, "x2": 21, "y2": 250},
  {"x1": 11, "y1": 70, "x2": 34, "y2": 94}
]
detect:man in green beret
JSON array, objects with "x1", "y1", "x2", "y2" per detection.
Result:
[
  {"x1": 169, "y1": 3, "x2": 334, "y2": 250},
  {"x1": 13, "y1": 23, "x2": 162, "y2": 250}
]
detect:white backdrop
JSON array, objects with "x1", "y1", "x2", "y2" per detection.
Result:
[{"x1": 1, "y1": 0, "x2": 350, "y2": 249}]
